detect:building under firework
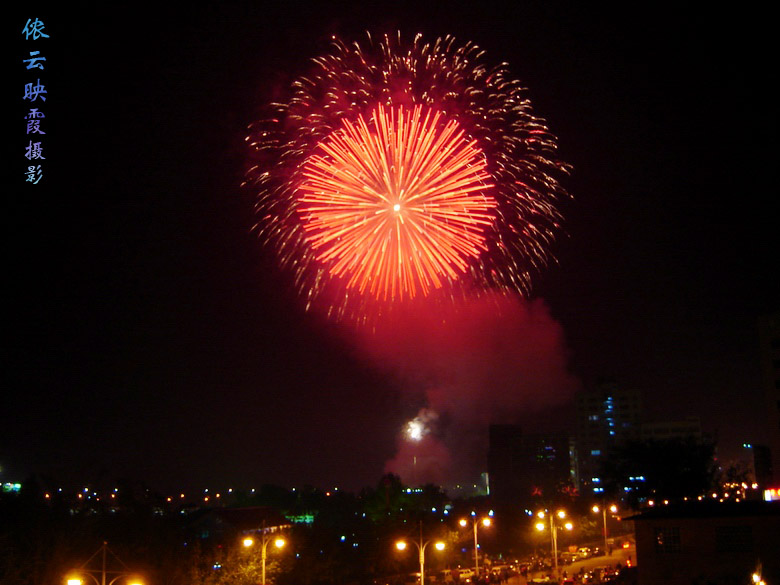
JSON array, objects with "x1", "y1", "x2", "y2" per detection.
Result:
[{"x1": 487, "y1": 425, "x2": 575, "y2": 506}]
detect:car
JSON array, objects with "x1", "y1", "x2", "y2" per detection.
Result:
[
  {"x1": 489, "y1": 564, "x2": 513, "y2": 579},
  {"x1": 577, "y1": 547, "x2": 592, "y2": 559},
  {"x1": 559, "y1": 551, "x2": 578, "y2": 564},
  {"x1": 583, "y1": 566, "x2": 619, "y2": 583}
]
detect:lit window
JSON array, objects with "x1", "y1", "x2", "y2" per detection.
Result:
[{"x1": 654, "y1": 527, "x2": 681, "y2": 553}]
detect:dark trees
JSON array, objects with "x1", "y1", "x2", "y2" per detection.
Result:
[{"x1": 599, "y1": 437, "x2": 718, "y2": 506}]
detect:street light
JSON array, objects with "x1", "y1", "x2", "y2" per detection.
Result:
[
  {"x1": 65, "y1": 542, "x2": 143, "y2": 585},
  {"x1": 395, "y1": 522, "x2": 446, "y2": 585},
  {"x1": 242, "y1": 532, "x2": 286, "y2": 585},
  {"x1": 459, "y1": 513, "x2": 491, "y2": 578},
  {"x1": 592, "y1": 504, "x2": 618, "y2": 557},
  {"x1": 535, "y1": 510, "x2": 572, "y2": 583},
  {"x1": 66, "y1": 573, "x2": 142, "y2": 585}
]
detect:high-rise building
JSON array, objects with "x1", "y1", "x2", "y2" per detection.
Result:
[
  {"x1": 753, "y1": 444, "x2": 773, "y2": 487},
  {"x1": 641, "y1": 416, "x2": 702, "y2": 442},
  {"x1": 758, "y1": 312, "x2": 780, "y2": 484},
  {"x1": 487, "y1": 425, "x2": 574, "y2": 506},
  {"x1": 575, "y1": 379, "x2": 642, "y2": 494}
]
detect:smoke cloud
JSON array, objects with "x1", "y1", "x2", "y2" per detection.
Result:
[{"x1": 355, "y1": 291, "x2": 579, "y2": 485}]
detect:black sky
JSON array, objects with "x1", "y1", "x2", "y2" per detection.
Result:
[{"x1": 5, "y1": 1, "x2": 777, "y2": 493}]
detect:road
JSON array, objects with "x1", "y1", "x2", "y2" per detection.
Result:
[{"x1": 518, "y1": 543, "x2": 635, "y2": 583}]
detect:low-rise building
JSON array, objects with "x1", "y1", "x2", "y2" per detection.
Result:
[{"x1": 628, "y1": 501, "x2": 780, "y2": 585}]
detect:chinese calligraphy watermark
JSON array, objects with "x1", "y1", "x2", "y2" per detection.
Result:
[{"x1": 21, "y1": 18, "x2": 50, "y2": 183}]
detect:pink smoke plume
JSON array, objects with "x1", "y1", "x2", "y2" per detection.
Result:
[
  {"x1": 385, "y1": 430, "x2": 452, "y2": 486},
  {"x1": 357, "y1": 292, "x2": 579, "y2": 485}
]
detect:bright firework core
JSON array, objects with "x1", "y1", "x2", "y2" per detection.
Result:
[
  {"x1": 296, "y1": 103, "x2": 495, "y2": 301},
  {"x1": 406, "y1": 419, "x2": 424, "y2": 442},
  {"x1": 404, "y1": 409, "x2": 438, "y2": 443}
]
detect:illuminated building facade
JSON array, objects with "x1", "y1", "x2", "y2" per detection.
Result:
[{"x1": 575, "y1": 380, "x2": 642, "y2": 494}]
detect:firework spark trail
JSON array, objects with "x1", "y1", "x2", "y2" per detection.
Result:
[{"x1": 245, "y1": 32, "x2": 570, "y2": 320}]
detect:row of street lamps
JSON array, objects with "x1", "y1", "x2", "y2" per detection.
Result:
[
  {"x1": 66, "y1": 505, "x2": 620, "y2": 585},
  {"x1": 535, "y1": 505, "x2": 621, "y2": 582},
  {"x1": 396, "y1": 514, "x2": 492, "y2": 585},
  {"x1": 65, "y1": 534, "x2": 286, "y2": 585}
]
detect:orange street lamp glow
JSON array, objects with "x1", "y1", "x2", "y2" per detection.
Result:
[
  {"x1": 536, "y1": 510, "x2": 572, "y2": 582},
  {"x1": 242, "y1": 531, "x2": 287, "y2": 585},
  {"x1": 460, "y1": 514, "x2": 492, "y2": 577},
  {"x1": 593, "y1": 504, "x2": 618, "y2": 557},
  {"x1": 395, "y1": 523, "x2": 445, "y2": 585},
  {"x1": 65, "y1": 543, "x2": 143, "y2": 585}
]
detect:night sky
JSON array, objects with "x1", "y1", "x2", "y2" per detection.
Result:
[{"x1": 5, "y1": 1, "x2": 777, "y2": 493}]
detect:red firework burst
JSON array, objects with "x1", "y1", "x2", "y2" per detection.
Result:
[
  {"x1": 245, "y1": 33, "x2": 570, "y2": 320},
  {"x1": 296, "y1": 104, "x2": 495, "y2": 301}
]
